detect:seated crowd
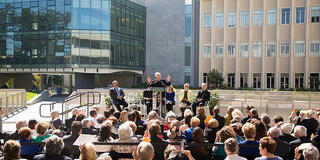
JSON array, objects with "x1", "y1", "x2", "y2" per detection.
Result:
[{"x1": 1, "y1": 104, "x2": 320, "y2": 160}]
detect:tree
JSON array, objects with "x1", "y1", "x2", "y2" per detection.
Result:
[{"x1": 207, "y1": 69, "x2": 225, "y2": 89}]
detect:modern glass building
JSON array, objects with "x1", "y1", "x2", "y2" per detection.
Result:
[{"x1": 0, "y1": 0, "x2": 146, "y2": 70}]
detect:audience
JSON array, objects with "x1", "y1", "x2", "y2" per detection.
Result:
[
  {"x1": 32, "y1": 122, "x2": 51, "y2": 142},
  {"x1": 225, "y1": 106, "x2": 235, "y2": 126},
  {"x1": 81, "y1": 118, "x2": 98, "y2": 135},
  {"x1": 33, "y1": 135, "x2": 71, "y2": 160},
  {"x1": 79, "y1": 142, "x2": 97, "y2": 160},
  {"x1": 256, "y1": 137, "x2": 283, "y2": 160},
  {"x1": 224, "y1": 138, "x2": 247, "y2": 160},
  {"x1": 212, "y1": 106, "x2": 225, "y2": 129},
  {"x1": 62, "y1": 121, "x2": 82, "y2": 158},
  {"x1": 279, "y1": 123, "x2": 296, "y2": 144},
  {"x1": 238, "y1": 123, "x2": 260, "y2": 160},
  {"x1": 268, "y1": 127, "x2": 289, "y2": 159},
  {"x1": 242, "y1": 105, "x2": 254, "y2": 124},
  {"x1": 4, "y1": 96, "x2": 319, "y2": 160},
  {"x1": 3, "y1": 140, "x2": 22, "y2": 160},
  {"x1": 18, "y1": 127, "x2": 40, "y2": 158},
  {"x1": 204, "y1": 118, "x2": 219, "y2": 143}
]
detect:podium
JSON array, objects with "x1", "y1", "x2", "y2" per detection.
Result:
[{"x1": 152, "y1": 87, "x2": 166, "y2": 117}]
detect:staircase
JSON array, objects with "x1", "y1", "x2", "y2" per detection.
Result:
[{"x1": 39, "y1": 91, "x2": 101, "y2": 121}]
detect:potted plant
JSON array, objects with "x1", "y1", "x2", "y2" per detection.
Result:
[
  {"x1": 208, "y1": 91, "x2": 222, "y2": 115},
  {"x1": 105, "y1": 94, "x2": 113, "y2": 109}
]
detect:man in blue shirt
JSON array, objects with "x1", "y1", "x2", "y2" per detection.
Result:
[{"x1": 18, "y1": 127, "x2": 40, "y2": 157}]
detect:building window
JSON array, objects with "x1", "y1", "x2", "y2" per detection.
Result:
[
  {"x1": 310, "y1": 41, "x2": 320, "y2": 56},
  {"x1": 203, "y1": 44, "x2": 211, "y2": 59},
  {"x1": 228, "y1": 73, "x2": 235, "y2": 88},
  {"x1": 295, "y1": 41, "x2": 305, "y2": 57},
  {"x1": 254, "y1": 10, "x2": 263, "y2": 26},
  {"x1": 216, "y1": 12, "x2": 224, "y2": 28},
  {"x1": 215, "y1": 44, "x2": 223, "y2": 57},
  {"x1": 267, "y1": 42, "x2": 276, "y2": 57},
  {"x1": 240, "y1": 43, "x2": 249, "y2": 57},
  {"x1": 228, "y1": 12, "x2": 236, "y2": 27},
  {"x1": 280, "y1": 42, "x2": 290, "y2": 56},
  {"x1": 281, "y1": 8, "x2": 290, "y2": 24},
  {"x1": 203, "y1": 73, "x2": 208, "y2": 83},
  {"x1": 240, "y1": 73, "x2": 248, "y2": 88},
  {"x1": 253, "y1": 42, "x2": 262, "y2": 57},
  {"x1": 311, "y1": 6, "x2": 320, "y2": 23},
  {"x1": 253, "y1": 73, "x2": 261, "y2": 89},
  {"x1": 204, "y1": 13, "x2": 212, "y2": 28},
  {"x1": 280, "y1": 73, "x2": 290, "y2": 89},
  {"x1": 310, "y1": 73, "x2": 320, "y2": 90},
  {"x1": 266, "y1": 73, "x2": 275, "y2": 89},
  {"x1": 296, "y1": 7, "x2": 305, "y2": 24},
  {"x1": 228, "y1": 44, "x2": 235, "y2": 57},
  {"x1": 295, "y1": 73, "x2": 304, "y2": 88},
  {"x1": 240, "y1": 11, "x2": 249, "y2": 26},
  {"x1": 267, "y1": 10, "x2": 277, "y2": 25}
]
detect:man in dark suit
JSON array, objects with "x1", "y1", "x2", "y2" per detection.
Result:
[
  {"x1": 241, "y1": 105, "x2": 254, "y2": 124},
  {"x1": 191, "y1": 83, "x2": 210, "y2": 114},
  {"x1": 147, "y1": 72, "x2": 171, "y2": 88},
  {"x1": 110, "y1": 80, "x2": 128, "y2": 112},
  {"x1": 62, "y1": 121, "x2": 82, "y2": 159},
  {"x1": 212, "y1": 106, "x2": 225, "y2": 129},
  {"x1": 65, "y1": 109, "x2": 79, "y2": 133},
  {"x1": 269, "y1": 127, "x2": 289, "y2": 160},
  {"x1": 289, "y1": 125, "x2": 315, "y2": 160},
  {"x1": 296, "y1": 110, "x2": 319, "y2": 139},
  {"x1": 81, "y1": 118, "x2": 98, "y2": 135},
  {"x1": 143, "y1": 87, "x2": 153, "y2": 113}
]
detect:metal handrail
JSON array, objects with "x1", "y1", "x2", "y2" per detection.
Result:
[{"x1": 39, "y1": 91, "x2": 101, "y2": 121}]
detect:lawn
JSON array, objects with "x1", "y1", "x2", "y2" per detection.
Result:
[{"x1": 27, "y1": 92, "x2": 38, "y2": 101}]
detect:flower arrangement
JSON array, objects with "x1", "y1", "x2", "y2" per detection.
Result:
[
  {"x1": 208, "y1": 91, "x2": 222, "y2": 108},
  {"x1": 105, "y1": 94, "x2": 113, "y2": 107}
]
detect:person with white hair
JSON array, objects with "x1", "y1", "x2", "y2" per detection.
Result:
[
  {"x1": 191, "y1": 83, "x2": 210, "y2": 114},
  {"x1": 295, "y1": 143, "x2": 319, "y2": 160},
  {"x1": 179, "y1": 83, "x2": 193, "y2": 106},
  {"x1": 81, "y1": 118, "x2": 98, "y2": 135},
  {"x1": 34, "y1": 135, "x2": 71, "y2": 160},
  {"x1": 132, "y1": 142, "x2": 155, "y2": 160},
  {"x1": 279, "y1": 123, "x2": 297, "y2": 144},
  {"x1": 65, "y1": 108, "x2": 79, "y2": 131},
  {"x1": 112, "y1": 123, "x2": 138, "y2": 159},
  {"x1": 5, "y1": 120, "x2": 27, "y2": 141},
  {"x1": 50, "y1": 110, "x2": 62, "y2": 129},
  {"x1": 268, "y1": 127, "x2": 289, "y2": 159},
  {"x1": 289, "y1": 126, "x2": 313, "y2": 160},
  {"x1": 109, "y1": 80, "x2": 128, "y2": 112},
  {"x1": 297, "y1": 110, "x2": 319, "y2": 139},
  {"x1": 147, "y1": 72, "x2": 171, "y2": 88},
  {"x1": 183, "y1": 108, "x2": 193, "y2": 117}
]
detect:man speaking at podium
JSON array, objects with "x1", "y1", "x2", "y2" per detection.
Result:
[
  {"x1": 147, "y1": 72, "x2": 171, "y2": 87},
  {"x1": 146, "y1": 72, "x2": 171, "y2": 114}
]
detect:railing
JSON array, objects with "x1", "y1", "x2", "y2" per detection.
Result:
[
  {"x1": 39, "y1": 91, "x2": 101, "y2": 121},
  {"x1": 0, "y1": 89, "x2": 27, "y2": 120}
]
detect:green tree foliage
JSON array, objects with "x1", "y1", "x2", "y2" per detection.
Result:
[{"x1": 208, "y1": 69, "x2": 225, "y2": 89}]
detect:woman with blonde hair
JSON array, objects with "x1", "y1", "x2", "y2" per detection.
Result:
[
  {"x1": 224, "y1": 106, "x2": 235, "y2": 126},
  {"x1": 79, "y1": 142, "x2": 97, "y2": 160},
  {"x1": 119, "y1": 110, "x2": 128, "y2": 125}
]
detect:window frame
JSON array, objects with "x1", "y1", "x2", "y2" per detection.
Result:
[
  {"x1": 203, "y1": 44, "x2": 211, "y2": 59},
  {"x1": 281, "y1": 8, "x2": 291, "y2": 25},
  {"x1": 228, "y1": 43, "x2": 236, "y2": 57},
  {"x1": 253, "y1": 10, "x2": 263, "y2": 26},
  {"x1": 296, "y1": 7, "x2": 305, "y2": 24},
  {"x1": 253, "y1": 42, "x2": 262, "y2": 57},
  {"x1": 311, "y1": 6, "x2": 320, "y2": 23},
  {"x1": 216, "y1": 12, "x2": 224, "y2": 28},
  {"x1": 240, "y1": 11, "x2": 249, "y2": 27},
  {"x1": 267, "y1": 9, "x2": 277, "y2": 26},
  {"x1": 240, "y1": 43, "x2": 249, "y2": 58},
  {"x1": 228, "y1": 12, "x2": 236, "y2": 28},
  {"x1": 204, "y1": 13, "x2": 212, "y2": 28},
  {"x1": 295, "y1": 41, "x2": 305, "y2": 57},
  {"x1": 280, "y1": 41, "x2": 290, "y2": 57},
  {"x1": 266, "y1": 42, "x2": 276, "y2": 58},
  {"x1": 310, "y1": 40, "x2": 320, "y2": 57},
  {"x1": 215, "y1": 43, "x2": 223, "y2": 57}
]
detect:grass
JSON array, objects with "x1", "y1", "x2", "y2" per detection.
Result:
[{"x1": 27, "y1": 92, "x2": 38, "y2": 101}]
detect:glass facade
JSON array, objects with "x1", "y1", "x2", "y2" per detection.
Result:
[
  {"x1": 184, "y1": 0, "x2": 192, "y2": 83},
  {"x1": 0, "y1": 0, "x2": 146, "y2": 70}
]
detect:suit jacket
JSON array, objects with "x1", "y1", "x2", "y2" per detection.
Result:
[
  {"x1": 297, "y1": 117, "x2": 319, "y2": 139},
  {"x1": 213, "y1": 114, "x2": 225, "y2": 129},
  {"x1": 195, "y1": 90, "x2": 210, "y2": 105},
  {"x1": 150, "y1": 136, "x2": 168, "y2": 160},
  {"x1": 65, "y1": 115, "x2": 76, "y2": 129},
  {"x1": 62, "y1": 133, "x2": 80, "y2": 159},
  {"x1": 273, "y1": 137, "x2": 289, "y2": 160},
  {"x1": 109, "y1": 87, "x2": 125, "y2": 102},
  {"x1": 33, "y1": 154, "x2": 72, "y2": 160},
  {"x1": 289, "y1": 136, "x2": 311, "y2": 160},
  {"x1": 82, "y1": 127, "x2": 98, "y2": 135},
  {"x1": 279, "y1": 133, "x2": 297, "y2": 144},
  {"x1": 148, "y1": 80, "x2": 171, "y2": 88}
]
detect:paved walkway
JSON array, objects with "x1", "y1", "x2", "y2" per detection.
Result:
[{"x1": 2, "y1": 96, "x2": 68, "y2": 132}]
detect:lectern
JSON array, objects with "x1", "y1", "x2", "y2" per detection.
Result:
[{"x1": 152, "y1": 87, "x2": 166, "y2": 117}]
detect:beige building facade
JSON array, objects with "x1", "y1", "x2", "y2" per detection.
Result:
[{"x1": 199, "y1": 0, "x2": 320, "y2": 89}]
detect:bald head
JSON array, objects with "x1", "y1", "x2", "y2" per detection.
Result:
[{"x1": 268, "y1": 127, "x2": 280, "y2": 138}]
